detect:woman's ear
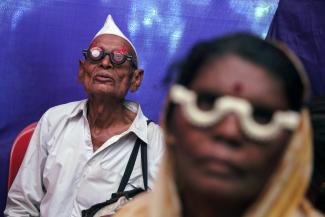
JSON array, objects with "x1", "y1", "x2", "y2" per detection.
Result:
[
  {"x1": 161, "y1": 115, "x2": 177, "y2": 147},
  {"x1": 130, "y1": 69, "x2": 144, "y2": 92},
  {"x1": 165, "y1": 130, "x2": 177, "y2": 147}
]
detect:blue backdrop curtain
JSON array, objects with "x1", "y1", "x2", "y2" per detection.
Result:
[
  {"x1": 267, "y1": 0, "x2": 325, "y2": 212},
  {"x1": 0, "y1": 0, "x2": 279, "y2": 214}
]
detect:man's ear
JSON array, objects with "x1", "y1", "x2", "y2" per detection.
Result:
[
  {"x1": 78, "y1": 60, "x2": 85, "y2": 83},
  {"x1": 130, "y1": 68, "x2": 144, "y2": 92}
]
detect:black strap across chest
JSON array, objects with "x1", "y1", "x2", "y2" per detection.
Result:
[
  {"x1": 116, "y1": 119, "x2": 150, "y2": 192},
  {"x1": 81, "y1": 120, "x2": 152, "y2": 217}
]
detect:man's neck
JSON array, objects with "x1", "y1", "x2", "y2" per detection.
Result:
[
  {"x1": 87, "y1": 95, "x2": 133, "y2": 128},
  {"x1": 87, "y1": 95, "x2": 136, "y2": 151}
]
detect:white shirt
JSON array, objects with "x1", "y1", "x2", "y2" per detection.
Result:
[{"x1": 4, "y1": 99, "x2": 164, "y2": 217}]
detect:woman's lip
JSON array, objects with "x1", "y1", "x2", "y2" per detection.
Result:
[
  {"x1": 198, "y1": 157, "x2": 243, "y2": 178},
  {"x1": 202, "y1": 160, "x2": 234, "y2": 177}
]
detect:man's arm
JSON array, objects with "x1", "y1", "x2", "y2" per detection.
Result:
[{"x1": 4, "y1": 115, "x2": 49, "y2": 216}]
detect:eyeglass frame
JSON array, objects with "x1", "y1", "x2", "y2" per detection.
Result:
[
  {"x1": 169, "y1": 84, "x2": 301, "y2": 141},
  {"x1": 82, "y1": 47, "x2": 137, "y2": 69}
]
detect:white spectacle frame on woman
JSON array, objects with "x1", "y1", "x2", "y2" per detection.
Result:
[{"x1": 169, "y1": 85, "x2": 301, "y2": 141}]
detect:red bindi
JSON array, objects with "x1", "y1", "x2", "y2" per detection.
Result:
[{"x1": 232, "y1": 82, "x2": 243, "y2": 95}]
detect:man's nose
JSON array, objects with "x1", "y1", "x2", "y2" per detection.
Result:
[{"x1": 100, "y1": 54, "x2": 113, "y2": 69}]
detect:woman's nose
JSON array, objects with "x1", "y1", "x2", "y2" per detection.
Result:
[{"x1": 212, "y1": 112, "x2": 243, "y2": 141}]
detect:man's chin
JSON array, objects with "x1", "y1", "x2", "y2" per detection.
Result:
[{"x1": 86, "y1": 86, "x2": 115, "y2": 96}]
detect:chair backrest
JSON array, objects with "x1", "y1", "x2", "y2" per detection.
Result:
[{"x1": 8, "y1": 122, "x2": 37, "y2": 189}]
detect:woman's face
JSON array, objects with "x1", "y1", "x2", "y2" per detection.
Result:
[{"x1": 169, "y1": 54, "x2": 292, "y2": 202}]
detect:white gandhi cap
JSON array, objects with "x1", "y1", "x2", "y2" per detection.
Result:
[{"x1": 94, "y1": 14, "x2": 137, "y2": 59}]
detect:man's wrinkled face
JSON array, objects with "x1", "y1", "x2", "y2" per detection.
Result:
[
  {"x1": 78, "y1": 34, "x2": 142, "y2": 99},
  {"x1": 168, "y1": 55, "x2": 292, "y2": 202}
]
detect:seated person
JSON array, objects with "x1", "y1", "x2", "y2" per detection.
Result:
[
  {"x1": 4, "y1": 14, "x2": 164, "y2": 217},
  {"x1": 114, "y1": 33, "x2": 324, "y2": 217}
]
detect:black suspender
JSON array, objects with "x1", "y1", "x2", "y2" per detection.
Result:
[
  {"x1": 81, "y1": 120, "x2": 153, "y2": 217},
  {"x1": 116, "y1": 119, "x2": 151, "y2": 193}
]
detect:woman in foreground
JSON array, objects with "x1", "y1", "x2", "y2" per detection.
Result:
[{"x1": 115, "y1": 33, "x2": 324, "y2": 217}]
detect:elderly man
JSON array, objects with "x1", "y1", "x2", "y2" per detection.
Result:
[{"x1": 4, "y1": 15, "x2": 164, "y2": 217}]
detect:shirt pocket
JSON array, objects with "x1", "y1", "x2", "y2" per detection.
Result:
[
  {"x1": 128, "y1": 166, "x2": 143, "y2": 182},
  {"x1": 100, "y1": 160, "x2": 144, "y2": 188},
  {"x1": 127, "y1": 165, "x2": 145, "y2": 190}
]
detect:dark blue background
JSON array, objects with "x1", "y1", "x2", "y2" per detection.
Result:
[
  {"x1": 268, "y1": 0, "x2": 325, "y2": 212},
  {"x1": 0, "y1": 0, "x2": 279, "y2": 214}
]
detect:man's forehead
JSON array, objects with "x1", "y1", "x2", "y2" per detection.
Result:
[
  {"x1": 91, "y1": 34, "x2": 132, "y2": 50},
  {"x1": 90, "y1": 34, "x2": 138, "y2": 65}
]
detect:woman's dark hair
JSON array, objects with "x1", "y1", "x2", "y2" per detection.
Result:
[{"x1": 165, "y1": 33, "x2": 307, "y2": 126}]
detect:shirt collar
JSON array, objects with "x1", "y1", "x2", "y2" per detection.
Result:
[
  {"x1": 124, "y1": 100, "x2": 148, "y2": 144},
  {"x1": 68, "y1": 99, "x2": 149, "y2": 143},
  {"x1": 68, "y1": 99, "x2": 88, "y2": 119}
]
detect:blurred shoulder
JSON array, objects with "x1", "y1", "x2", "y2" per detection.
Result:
[{"x1": 115, "y1": 193, "x2": 152, "y2": 217}]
